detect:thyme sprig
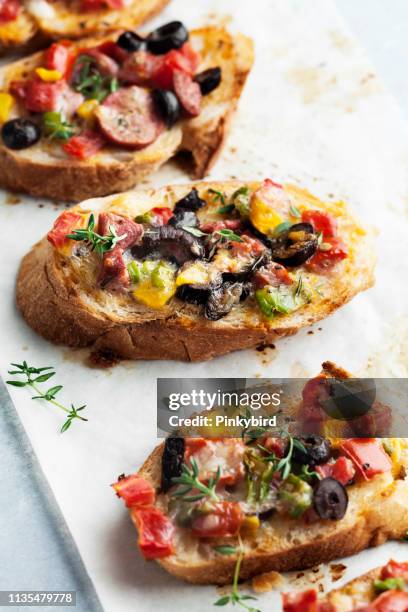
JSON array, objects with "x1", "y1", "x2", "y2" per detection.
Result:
[
  {"x1": 208, "y1": 188, "x2": 227, "y2": 206},
  {"x1": 74, "y1": 55, "x2": 118, "y2": 102},
  {"x1": 171, "y1": 457, "x2": 221, "y2": 502},
  {"x1": 215, "y1": 229, "x2": 243, "y2": 243},
  {"x1": 214, "y1": 535, "x2": 261, "y2": 611},
  {"x1": 7, "y1": 361, "x2": 87, "y2": 433},
  {"x1": 67, "y1": 213, "x2": 126, "y2": 256}
]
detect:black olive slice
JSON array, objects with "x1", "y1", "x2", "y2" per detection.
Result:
[
  {"x1": 271, "y1": 222, "x2": 318, "y2": 267},
  {"x1": 131, "y1": 225, "x2": 204, "y2": 266},
  {"x1": 169, "y1": 209, "x2": 198, "y2": 229},
  {"x1": 117, "y1": 31, "x2": 145, "y2": 52},
  {"x1": 161, "y1": 437, "x2": 185, "y2": 492},
  {"x1": 174, "y1": 188, "x2": 206, "y2": 211},
  {"x1": 194, "y1": 67, "x2": 222, "y2": 95},
  {"x1": 2, "y1": 118, "x2": 41, "y2": 150},
  {"x1": 313, "y1": 477, "x2": 348, "y2": 520},
  {"x1": 147, "y1": 21, "x2": 189, "y2": 55},
  {"x1": 152, "y1": 89, "x2": 181, "y2": 128},
  {"x1": 205, "y1": 281, "x2": 243, "y2": 320},
  {"x1": 293, "y1": 435, "x2": 332, "y2": 466}
]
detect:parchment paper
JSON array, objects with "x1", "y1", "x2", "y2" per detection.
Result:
[{"x1": 1, "y1": 1, "x2": 408, "y2": 610}]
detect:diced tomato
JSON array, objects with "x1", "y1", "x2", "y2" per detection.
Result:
[
  {"x1": 372, "y1": 590, "x2": 408, "y2": 612},
  {"x1": 0, "y1": 0, "x2": 20, "y2": 23},
  {"x1": 381, "y1": 560, "x2": 408, "y2": 581},
  {"x1": 112, "y1": 475, "x2": 155, "y2": 507},
  {"x1": 131, "y1": 505, "x2": 174, "y2": 559},
  {"x1": 253, "y1": 262, "x2": 293, "y2": 288},
  {"x1": 25, "y1": 79, "x2": 65, "y2": 113},
  {"x1": 150, "y1": 207, "x2": 174, "y2": 225},
  {"x1": 97, "y1": 212, "x2": 143, "y2": 250},
  {"x1": 9, "y1": 80, "x2": 27, "y2": 100},
  {"x1": 339, "y1": 439, "x2": 392, "y2": 481},
  {"x1": 97, "y1": 41, "x2": 128, "y2": 64},
  {"x1": 306, "y1": 237, "x2": 348, "y2": 273},
  {"x1": 44, "y1": 42, "x2": 76, "y2": 79},
  {"x1": 47, "y1": 211, "x2": 84, "y2": 249},
  {"x1": 63, "y1": 129, "x2": 105, "y2": 160},
  {"x1": 282, "y1": 589, "x2": 318, "y2": 612},
  {"x1": 316, "y1": 457, "x2": 356, "y2": 486},
  {"x1": 302, "y1": 210, "x2": 338, "y2": 238},
  {"x1": 200, "y1": 219, "x2": 242, "y2": 233},
  {"x1": 230, "y1": 234, "x2": 265, "y2": 257},
  {"x1": 262, "y1": 437, "x2": 286, "y2": 458},
  {"x1": 184, "y1": 438, "x2": 208, "y2": 460},
  {"x1": 80, "y1": 0, "x2": 124, "y2": 10},
  {"x1": 191, "y1": 501, "x2": 244, "y2": 538},
  {"x1": 152, "y1": 44, "x2": 201, "y2": 90}
]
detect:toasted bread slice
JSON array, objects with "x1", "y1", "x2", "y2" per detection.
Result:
[
  {"x1": 0, "y1": 0, "x2": 169, "y2": 53},
  {"x1": 116, "y1": 364, "x2": 408, "y2": 585},
  {"x1": 0, "y1": 29, "x2": 253, "y2": 201},
  {"x1": 16, "y1": 181, "x2": 374, "y2": 361}
]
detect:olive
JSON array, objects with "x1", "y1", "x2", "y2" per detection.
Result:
[
  {"x1": 271, "y1": 223, "x2": 318, "y2": 267},
  {"x1": 2, "y1": 118, "x2": 41, "y2": 150},
  {"x1": 313, "y1": 478, "x2": 348, "y2": 520},
  {"x1": 169, "y1": 208, "x2": 198, "y2": 229},
  {"x1": 147, "y1": 21, "x2": 189, "y2": 55},
  {"x1": 117, "y1": 31, "x2": 145, "y2": 52},
  {"x1": 161, "y1": 437, "x2": 185, "y2": 492},
  {"x1": 293, "y1": 435, "x2": 331, "y2": 466},
  {"x1": 174, "y1": 188, "x2": 206, "y2": 211},
  {"x1": 152, "y1": 89, "x2": 181, "y2": 128},
  {"x1": 131, "y1": 225, "x2": 204, "y2": 266},
  {"x1": 205, "y1": 281, "x2": 243, "y2": 320},
  {"x1": 194, "y1": 67, "x2": 222, "y2": 95}
]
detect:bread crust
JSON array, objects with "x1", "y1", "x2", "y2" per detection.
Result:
[
  {"x1": 16, "y1": 181, "x2": 375, "y2": 362},
  {"x1": 0, "y1": 29, "x2": 254, "y2": 201}
]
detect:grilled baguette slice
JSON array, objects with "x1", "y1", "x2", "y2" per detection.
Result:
[
  {"x1": 136, "y1": 364, "x2": 408, "y2": 585},
  {"x1": 0, "y1": 28, "x2": 253, "y2": 201},
  {"x1": 0, "y1": 0, "x2": 169, "y2": 53},
  {"x1": 17, "y1": 182, "x2": 374, "y2": 361}
]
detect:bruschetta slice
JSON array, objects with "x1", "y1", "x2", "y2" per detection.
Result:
[
  {"x1": 112, "y1": 364, "x2": 408, "y2": 585},
  {"x1": 0, "y1": 24, "x2": 253, "y2": 200},
  {"x1": 282, "y1": 560, "x2": 408, "y2": 611},
  {"x1": 16, "y1": 180, "x2": 374, "y2": 360},
  {"x1": 0, "y1": 0, "x2": 170, "y2": 53}
]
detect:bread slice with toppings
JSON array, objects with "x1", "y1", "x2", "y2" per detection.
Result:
[
  {"x1": 112, "y1": 363, "x2": 408, "y2": 585},
  {"x1": 17, "y1": 180, "x2": 374, "y2": 361},
  {"x1": 282, "y1": 560, "x2": 408, "y2": 611},
  {"x1": 0, "y1": 0, "x2": 170, "y2": 53},
  {"x1": 0, "y1": 26, "x2": 253, "y2": 201}
]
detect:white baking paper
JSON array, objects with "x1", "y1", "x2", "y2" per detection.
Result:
[{"x1": 1, "y1": 0, "x2": 408, "y2": 610}]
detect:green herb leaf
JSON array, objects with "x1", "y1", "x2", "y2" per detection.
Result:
[
  {"x1": 232, "y1": 187, "x2": 251, "y2": 219},
  {"x1": 273, "y1": 221, "x2": 292, "y2": 235},
  {"x1": 217, "y1": 203, "x2": 235, "y2": 215},
  {"x1": 214, "y1": 596, "x2": 230, "y2": 606},
  {"x1": 374, "y1": 578, "x2": 406, "y2": 592},
  {"x1": 67, "y1": 214, "x2": 126, "y2": 256},
  {"x1": 289, "y1": 204, "x2": 301, "y2": 218},
  {"x1": 171, "y1": 458, "x2": 220, "y2": 502},
  {"x1": 182, "y1": 226, "x2": 208, "y2": 238},
  {"x1": 208, "y1": 188, "x2": 226, "y2": 206},
  {"x1": 6, "y1": 380, "x2": 27, "y2": 387},
  {"x1": 214, "y1": 546, "x2": 237, "y2": 555},
  {"x1": 34, "y1": 372, "x2": 56, "y2": 383},
  {"x1": 214, "y1": 229, "x2": 243, "y2": 242},
  {"x1": 73, "y1": 55, "x2": 117, "y2": 102},
  {"x1": 43, "y1": 112, "x2": 75, "y2": 141}
]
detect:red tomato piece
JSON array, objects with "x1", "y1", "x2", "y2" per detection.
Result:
[
  {"x1": 262, "y1": 437, "x2": 286, "y2": 458},
  {"x1": 173, "y1": 69, "x2": 202, "y2": 116},
  {"x1": 131, "y1": 506, "x2": 174, "y2": 559},
  {"x1": 80, "y1": 0, "x2": 124, "y2": 10},
  {"x1": 302, "y1": 210, "x2": 338, "y2": 238},
  {"x1": 316, "y1": 456, "x2": 356, "y2": 486},
  {"x1": 230, "y1": 234, "x2": 265, "y2": 257},
  {"x1": 112, "y1": 475, "x2": 155, "y2": 507},
  {"x1": 381, "y1": 560, "x2": 408, "y2": 581},
  {"x1": 151, "y1": 45, "x2": 200, "y2": 90},
  {"x1": 63, "y1": 130, "x2": 105, "y2": 160},
  {"x1": 0, "y1": 0, "x2": 20, "y2": 23},
  {"x1": 150, "y1": 207, "x2": 174, "y2": 225},
  {"x1": 25, "y1": 79, "x2": 65, "y2": 113},
  {"x1": 282, "y1": 589, "x2": 318, "y2": 612},
  {"x1": 306, "y1": 237, "x2": 348, "y2": 273},
  {"x1": 44, "y1": 42, "x2": 76, "y2": 79},
  {"x1": 178, "y1": 42, "x2": 201, "y2": 73},
  {"x1": 339, "y1": 439, "x2": 392, "y2": 481},
  {"x1": 253, "y1": 262, "x2": 293, "y2": 288},
  {"x1": 47, "y1": 211, "x2": 84, "y2": 249},
  {"x1": 191, "y1": 501, "x2": 244, "y2": 538},
  {"x1": 372, "y1": 590, "x2": 408, "y2": 612},
  {"x1": 184, "y1": 438, "x2": 208, "y2": 461}
]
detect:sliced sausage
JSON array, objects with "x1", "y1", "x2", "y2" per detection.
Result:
[
  {"x1": 173, "y1": 69, "x2": 202, "y2": 117},
  {"x1": 83, "y1": 49, "x2": 119, "y2": 77},
  {"x1": 95, "y1": 86, "x2": 165, "y2": 148}
]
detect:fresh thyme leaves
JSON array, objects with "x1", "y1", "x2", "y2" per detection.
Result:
[
  {"x1": 208, "y1": 188, "x2": 226, "y2": 206},
  {"x1": 218, "y1": 203, "x2": 235, "y2": 215},
  {"x1": 298, "y1": 463, "x2": 321, "y2": 482},
  {"x1": 7, "y1": 361, "x2": 87, "y2": 433},
  {"x1": 289, "y1": 204, "x2": 301, "y2": 218},
  {"x1": 214, "y1": 536, "x2": 260, "y2": 611},
  {"x1": 43, "y1": 112, "x2": 75, "y2": 141},
  {"x1": 171, "y1": 458, "x2": 220, "y2": 502},
  {"x1": 215, "y1": 229, "x2": 243, "y2": 243},
  {"x1": 182, "y1": 226, "x2": 208, "y2": 238},
  {"x1": 67, "y1": 213, "x2": 126, "y2": 256},
  {"x1": 214, "y1": 545, "x2": 237, "y2": 555},
  {"x1": 273, "y1": 221, "x2": 292, "y2": 235},
  {"x1": 73, "y1": 55, "x2": 118, "y2": 102}
]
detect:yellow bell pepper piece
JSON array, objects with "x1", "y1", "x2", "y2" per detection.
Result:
[
  {"x1": 77, "y1": 99, "x2": 99, "y2": 126},
  {"x1": 250, "y1": 191, "x2": 283, "y2": 234},
  {"x1": 0, "y1": 93, "x2": 14, "y2": 123},
  {"x1": 176, "y1": 261, "x2": 210, "y2": 287},
  {"x1": 133, "y1": 278, "x2": 176, "y2": 309},
  {"x1": 35, "y1": 68, "x2": 63, "y2": 82},
  {"x1": 240, "y1": 515, "x2": 260, "y2": 537}
]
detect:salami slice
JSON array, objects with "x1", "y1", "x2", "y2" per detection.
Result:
[
  {"x1": 96, "y1": 86, "x2": 165, "y2": 148},
  {"x1": 173, "y1": 69, "x2": 202, "y2": 117}
]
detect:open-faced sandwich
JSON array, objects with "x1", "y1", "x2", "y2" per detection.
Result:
[
  {"x1": 0, "y1": 0, "x2": 169, "y2": 53},
  {"x1": 283, "y1": 560, "x2": 408, "y2": 611},
  {"x1": 112, "y1": 363, "x2": 408, "y2": 585},
  {"x1": 0, "y1": 23, "x2": 253, "y2": 200},
  {"x1": 17, "y1": 180, "x2": 374, "y2": 361}
]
